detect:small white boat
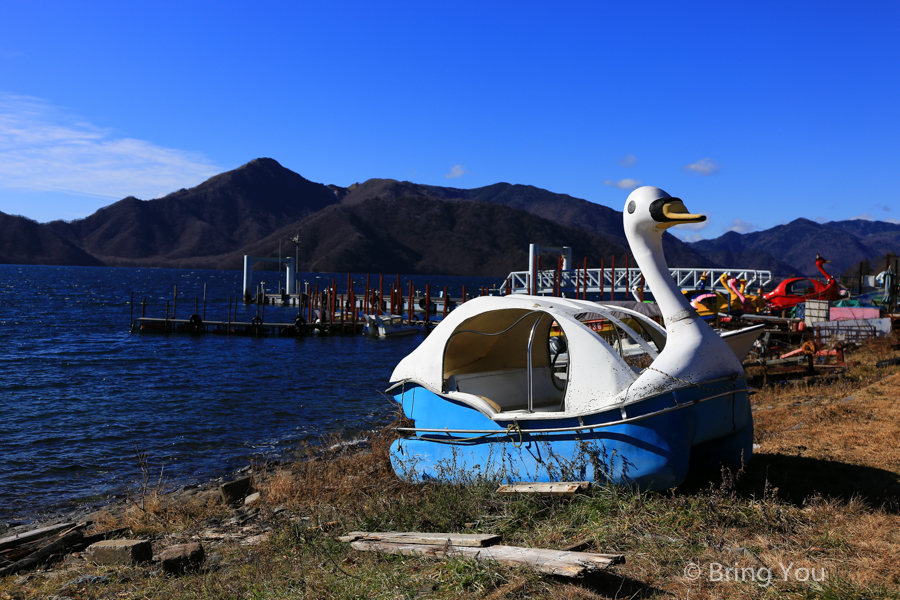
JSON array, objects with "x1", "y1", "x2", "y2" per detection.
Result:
[
  {"x1": 718, "y1": 324, "x2": 766, "y2": 362},
  {"x1": 363, "y1": 314, "x2": 419, "y2": 338}
]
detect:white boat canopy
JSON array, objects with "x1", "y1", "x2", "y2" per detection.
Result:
[{"x1": 390, "y1": 295, "x2": 669, "y2": 420}]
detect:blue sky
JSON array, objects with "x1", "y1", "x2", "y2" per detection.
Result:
[{"x1": 1, "y1": 1, "x2": 898, "y2": 241}]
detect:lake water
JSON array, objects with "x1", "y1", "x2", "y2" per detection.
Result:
[{"x1": 0, "y1": 265, "x2": 498, "y2": 523}]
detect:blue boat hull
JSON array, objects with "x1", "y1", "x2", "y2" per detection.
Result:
[{"x1": 389, "y1": 382, "x2": 753, "y2": 491}]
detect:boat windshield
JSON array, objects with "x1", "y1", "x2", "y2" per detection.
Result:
[{"x1": 441, "y1": 309, "x2": 566, "y2": 413}]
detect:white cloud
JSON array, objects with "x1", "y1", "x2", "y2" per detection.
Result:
[
  {"x1": 0, "y1": 92, "x2": 220, "y2": 201},
  {"x1": 678, "y1": 220, "x2": 710, "y2": 231},
  {"x1": 444, "y1": 164, "x2": 467, "y2": 179},
  {"x1": 851, "y1": 213, "x2": 900, "y2": 224},
  {"x1": 603, "y1": 178, "x2": 641, "y2": 190},
  {"x1": 617, "y1": 153, "x2": 637, "y2": 167},
  {"x1": 671, "y1": 232, "x2": 705, "y2": 243},
  {"x1": 724, "y1": 218, "x2": 757, "y2": 233},
  {"x1": 666, "y1": 218, "x2": 709, "y2": 242},
  {"x1": 683, "y1": 158, "x2": 720, "y2": 176}
]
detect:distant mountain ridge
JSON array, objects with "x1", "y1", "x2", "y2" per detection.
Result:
[
  {"x1": 329, "y1": 177, "x2": 710, "y2": 267},
  {"x1": 687, "y1": 218, "x2": 900, "y2": 277},
  {"x1": 0, "y1": 212, "x2": 104, "y2": 266},
  {"x1": 4, "y1": 158, "x2": 898, "y2": 278}
]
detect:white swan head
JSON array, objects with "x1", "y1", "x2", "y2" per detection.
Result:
[
  {"x1": 621, "y1": 187, "x2": 706, "y2": 321},
  {"x1": 623, "y1": 186, "x2": 706, "y2": 239},
  {"x1": 613, "y1": 186, "x2": 743, "y2": 402}
]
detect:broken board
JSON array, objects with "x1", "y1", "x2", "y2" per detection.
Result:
[
  {"x1": 338, "y1": 532, "x2": 500, "y2": 547},
  {"x1": 347, "y1": 535, "x2": 624, "y2": 578},
  {"x1": 495, "y1": 482, "x2": 590, "y2": 496}
]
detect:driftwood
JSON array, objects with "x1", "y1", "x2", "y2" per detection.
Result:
[
  {"x1": 495, "y1": 482, "x2": 591, "y2": 497},
  {"x1": 0, "y1": 530, "x2": 84, "y2": 577},
  {"x1": 0, "y1": 523, "x2": 76, "y2": 552},
  {"x1": 0, "y1": 525, "x2": 131, "y2": 573},
  {"x1": 350, "y1": 540, "x2": 624, "y2": 577}
]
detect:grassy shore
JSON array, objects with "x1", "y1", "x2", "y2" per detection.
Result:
[{"x1": 4, "y1": 338, "x2": 900, "y2": 599}]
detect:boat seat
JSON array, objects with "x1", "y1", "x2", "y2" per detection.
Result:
[
  {"x1": 444, "y1": 368, "x2": 564, "y2": 412},
  {"x1": 472, "y1": 395, "x2": 502, "y2": 413}
]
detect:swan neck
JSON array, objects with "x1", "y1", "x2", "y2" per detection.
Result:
[
  {"x1": 816, "y1": 261, "x2": 834, "y2": 282},
  {"x1": 627, "y1": 231, "x2": 693, "y2": 324}
]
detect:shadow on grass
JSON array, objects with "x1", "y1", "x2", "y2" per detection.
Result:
[
  {"x1": 573, "y1": 570, "x2": 670, "y2": 599},
  {"x1": 680, "y1": 452, "x2": 900, "y2": 512}
]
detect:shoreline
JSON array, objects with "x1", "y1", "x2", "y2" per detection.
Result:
[{"x1": 1, "y1": 431, "x2": 376, "y2": 540}]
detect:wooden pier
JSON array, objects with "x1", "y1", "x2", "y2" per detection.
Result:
[
  {"x1": 132, "y1": 315, "x2": 364, "y2": 337},
  {"x1": 130, "y1": 273, "x2": 502, "y2": 337}
]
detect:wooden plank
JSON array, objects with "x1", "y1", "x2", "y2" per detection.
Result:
[
  {"x1": 349, "y1": 541, "x2": 624, "y2": 577},
  {"x1": 0, "y1": 530, "x2": 84, "y2": 577},
  {"x1": 495, "y1": 482, "x2": 590, "y2": 496},
  {"x1": 0, "y1": 523, "x2": 76, "y2": 552},
  {"x1": 338, "y1": 532, "x2": 500, "y2": 547}
]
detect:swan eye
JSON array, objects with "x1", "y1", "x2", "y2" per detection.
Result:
[{"x1": 627, "y1": 201, "x2": 636, "y2": 214}]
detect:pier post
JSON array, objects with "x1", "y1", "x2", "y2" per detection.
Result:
[
  {"x1": 562, "y1": 246, "x2": 572, "y2": 271},
  {"x1": 600, "y1": 258, "x2": 604, "y2": 301},
  {"x1": 625, "y1": 256, "x2": 630, "y2": 297},
  {"x1": 443, "y1": 286, "x2": 448, "y2": 319},
  {"x1": 610, "y1": 256, "x2": 615, "y2": 301},
  {"x1": 285, "y1": 257, "x2": 297, "y2": 295},
  {"x1": 425, "y1": 284, "x2": 431, "y2": 324},
  {"x1": 528, "y1": 243, "x2": 538, "y2": 296},
  {"x1": 243, "y1": 255, "x2": 253, "y2": 302},
  {"x1": 378, "y1": 274, "x2": 384, "y2": 315},
  {"x1": 583, "y1": 257, "x2": 587, "y2": 300}
]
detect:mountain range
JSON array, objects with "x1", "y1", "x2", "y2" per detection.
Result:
[{"x1": 2, "y1": 158, "x2": 898, "y2": 279}]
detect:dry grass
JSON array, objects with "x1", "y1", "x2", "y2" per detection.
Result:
[{"x1": 4, "y1": 339, "x2": 900, "y2": 599}]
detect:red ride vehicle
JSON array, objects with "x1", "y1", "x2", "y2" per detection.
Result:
[{"x1": 764, "y1": 254, "x2": 846, "y2": 312}]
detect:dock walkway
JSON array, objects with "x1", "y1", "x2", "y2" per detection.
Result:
[{"x1": 132, "y1": 316, "x2": 365, "y2": 337}]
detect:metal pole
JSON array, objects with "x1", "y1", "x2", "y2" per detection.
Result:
[{"x1": 526, "y1": 315, "x2": 541, "y2": 413}]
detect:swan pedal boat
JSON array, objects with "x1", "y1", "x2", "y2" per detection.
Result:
[
  {"x1": 388, "y1": 188, "x2": 755, "y2": 491},
  {"x1": 363, "y1": 314, "x2": 419, "y2": 338}
]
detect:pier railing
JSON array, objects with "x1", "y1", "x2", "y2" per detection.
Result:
[{"x1": 505, "y1": 267, "x2": 773, "y2": 297}]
